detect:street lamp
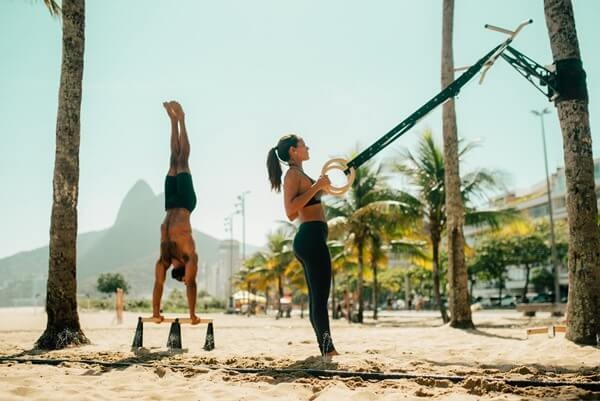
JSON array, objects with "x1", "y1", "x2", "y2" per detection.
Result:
[
  {"x1": 531, "y1": 107, "x2": 560, "y2": 306},
  {"x1": 224, "y1": 214, "x2": 234, "y2": 308},
  {"x1": 235, "y1": 190, "x2": 251, "y2": 261}
]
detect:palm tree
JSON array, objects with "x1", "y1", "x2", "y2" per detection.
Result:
[
  {"x1": 440, "y1": 0, "x2": 473, "y2": 329},
  {"x1": 264, "y1": 224, "x2": 296, "y2": 317},
  {"x1": 544, "y1": 0, "x2": 600, "y2": 345},
  {"x1": 392, "y1": 131, "x2": 517, "y2": 325},
  {"x1": 326, "y1": 161, "x2": 417, "y2": 323},
  {"x1": 36, "y1": 0, "x2": 89, "y2": 350},
  {"x1": 326, "y1": 240, "x2": 346, "y2": 319},
  {"x1": 236, "y1": 252, "x2": 269, "y2": 314}
]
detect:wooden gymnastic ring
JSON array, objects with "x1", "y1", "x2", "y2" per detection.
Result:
[{"x1": 321, "y1": 158, "x2": 355, "y2": 195}]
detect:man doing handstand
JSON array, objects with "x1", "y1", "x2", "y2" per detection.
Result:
[{"x1": 152, "y1": 101, "x2": 201, "y2": 324}]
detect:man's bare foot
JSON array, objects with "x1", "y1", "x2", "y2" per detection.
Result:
[
  {"x1": 163, "y1": 101, "x2": 177, "y2": 121},
  {"x1": 190, "y1": 314, "x2": 201, "y2": 325},
  {"x1": 169, "y1": 101, "x2": 185, "y2": 120}
]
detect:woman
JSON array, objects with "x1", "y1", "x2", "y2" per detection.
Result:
[{"x1": 266, "y1": 134, "x2": 338, "y2": 357}]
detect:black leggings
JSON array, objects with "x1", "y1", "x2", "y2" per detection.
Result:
[{"x1": 293, "y1": 221, "x2": 335, "y2": 355}]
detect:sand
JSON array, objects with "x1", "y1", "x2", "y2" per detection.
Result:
[{"x1": 0, "y1": 307, "x2": 598, "y2": 400}]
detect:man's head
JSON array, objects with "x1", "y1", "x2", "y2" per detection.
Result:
[{"x1": 171, "y1": 265, "x2": 186, "y2": 282}]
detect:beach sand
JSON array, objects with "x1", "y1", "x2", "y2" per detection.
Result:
[{"x1": 0, "y1": 307, "x2": 598, "y2": 400}]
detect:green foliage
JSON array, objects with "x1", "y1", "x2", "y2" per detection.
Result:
[
  {"x1": 96, "y1": 273, "x2": 129, "y2": 294},
  {"x1": 470, "y1": 237, "x2": 512, "y2": 290},
  {"x1": 531, "y1": 267, "x2": 554, "y2": 293},
  {"x1": 511, "y1": 234, "x2": 550, "y2": 267}
]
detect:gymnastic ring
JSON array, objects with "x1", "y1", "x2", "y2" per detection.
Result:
[{"x1": 321, "y1": 158, "x2": 356, "y2": 195}]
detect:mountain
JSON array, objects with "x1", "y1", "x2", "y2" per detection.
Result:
[{"x1": 0, "y1": 180, "x2": 259, "y2": 306}]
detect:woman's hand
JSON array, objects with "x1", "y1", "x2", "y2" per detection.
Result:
[{"x1": 314, "y1": 175, "x2": 331, "y2": 191}]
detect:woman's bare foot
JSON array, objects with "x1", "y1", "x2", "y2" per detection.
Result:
[{"x1": 322, "y1": 349, "x2": 339, "y2": 361}]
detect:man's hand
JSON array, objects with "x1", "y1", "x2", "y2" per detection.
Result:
[
  {"x1": 150, "y1": 314, "x2": 164, "y2": 324},
  {"x1": 190, "y1": 314, "x2": 201, "y2": 325}
]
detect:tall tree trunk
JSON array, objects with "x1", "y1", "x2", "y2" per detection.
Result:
[
  {"x1": 372, "y1": 257, "x2": 378, "y2": 320},
  {"x1": 431, "y1": 230, "x2": 449, "y2": 323},
  {"x1": 498, "y1": 281, "x2": 503, "y2": 305},
  {"x1": 36, "y1": 0, "x2": 88, "y2": 350},
  {"x1": 441, "y1": 0, "x2": 473, "y2": 329},
  {"x1": 544, "y1": 0, "x2": 600, "y2": 345},
  {"x1": 356, "y1": 239, "x2": 364, "y2": 323},
  {"x1": 345, "y1": 284, "x2": 351, "y2": 323},
  {"x1": 522, "y1": 264, "x2": 531, "y2": 303},
  {"x1": 265, "y1": 286, "x2": 269, "y2": 314},
  {"x1": 277, "y1": 274, "x2": 283, "y2": 318},
  {"x1": 331, "y1": 269, "x2": 337, "y2": 319}
]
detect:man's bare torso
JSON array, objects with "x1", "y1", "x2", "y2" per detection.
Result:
[{"x1": 160, "y1": 208, "x2": 195, "y2": 266}]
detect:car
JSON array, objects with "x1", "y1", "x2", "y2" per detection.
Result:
[
  {"x1": 529, "y1": 293, "x2": 553, "y2": 303},
  {"x1": 499, "y1": 295, "x2": 516, "y2": 307}
]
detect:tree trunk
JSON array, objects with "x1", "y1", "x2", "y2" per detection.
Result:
[
  {"x1": 372, "y1": 258, "x2": 378, "y2": 320},
  {"x1": 356, "y1": 239, "x2": 364, "y2": 323},
  {"x1": 544, "y1": 0, "x2": 600, "y2": 345},
  {"x1": 277, "y1": 275, "x2": 283, "y2": 318},
  {"x1": 265, "y1": 286, "x2": 269, "y2": 314},
  {"x1": 441, "y1": 0, "x2": 473, "y2": 329},
  {"x1": 522, "y1": 264, "x2": 531, "y2": 303},
  {"x1": 36, "y1": 0, "x2": 89, "y2": 350},
  {"x1": 331, "y1": 269, "x2": 337, "y2": 319},
  {"x1": 431, "y1": 230, "x2": 449, "y2": 323}
]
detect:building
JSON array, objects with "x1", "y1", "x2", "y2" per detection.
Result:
[{"x1": 467, "y1": 158, "x2": 600, "y2": 300}]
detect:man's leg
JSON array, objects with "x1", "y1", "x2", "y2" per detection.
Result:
[
  {"x1": 163, "y1": 102, "x2": 180, "y2": 176},
  {"x1": 169, "y1": 101, "x2": 190, "y2": 174}
]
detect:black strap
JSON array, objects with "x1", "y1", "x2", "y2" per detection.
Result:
[{"x1": 345, "y1": 42, "x2": 504, "y2": 173}]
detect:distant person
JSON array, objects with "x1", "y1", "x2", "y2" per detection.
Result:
[
  {"x1": 151, "y1": 101, "x2": 200, "y2": 324},
  {"x1": 267, "y1": 134, "x2": 338, "y2": 358}
]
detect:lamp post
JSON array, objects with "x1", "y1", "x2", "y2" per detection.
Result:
[
  {"x1": 235, "y1": 191, "x2": 250, "y2": 261},
  {"x1": 224, "y1": 214, "x2": 234, "y2": 308},
  {"x1": 531, "y1": 107, "x2": 560, "y2": 306}
]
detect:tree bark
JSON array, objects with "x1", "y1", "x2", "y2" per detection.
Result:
[
  {"x1": 522, "y1": 264, "x2": 531, "y2": 303},
  {"x1": 372, "y1": 257, "x2": 378, "y2": 320},
  {"x1": 356, "y1": 239, "x2": 364, "y2": 323},
  {"x1": 544, "y1": 0, "x2": 600, "y2": 345},
  {"x1": 36, "y1": 0, "x2": 89, "y2": 350},
  {"x1": 431, "y1": 230, "x2": 449, "y2": 323},
  {"x1": 441, "y1": 0, "x2": 474, "y2": 329},
  {"x1": 331, "y1": 270, "x2": 337, "y2": 319},
  {"x1": 277, "y1": 275, "x2": 283, "y2": 318}
]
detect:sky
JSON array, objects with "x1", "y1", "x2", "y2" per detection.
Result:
[{"x1": 1, "y1": 0, "x2": 598, "y2": 258}]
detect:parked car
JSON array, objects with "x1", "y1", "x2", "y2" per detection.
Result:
[{"x1": 529, "y1": 293, "x2": 553, "y2": 303}]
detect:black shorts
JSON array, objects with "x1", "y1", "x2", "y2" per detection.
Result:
[{"x1": 165, "y1": 172, "x2": 197, "y2": 212}]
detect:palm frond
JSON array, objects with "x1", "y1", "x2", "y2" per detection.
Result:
[{"x1": 42, "y1": 0, "x2": 61, "y2": 17}]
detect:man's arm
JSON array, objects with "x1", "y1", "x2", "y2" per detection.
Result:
[{"x1": 152, "y1": 261, "x2": 167, "y2": 321}]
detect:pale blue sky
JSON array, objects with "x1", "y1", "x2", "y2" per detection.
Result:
[{"x1": 1, "y1": 0, "x2": 598, "y2": 258}]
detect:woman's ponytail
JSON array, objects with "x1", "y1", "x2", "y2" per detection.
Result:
[
  {"x1": 266, "y1": 134, "x2": 299, "y2": 192},
  {"x1": 267, "y1": 147, "x2": 283, "y2": 192}
]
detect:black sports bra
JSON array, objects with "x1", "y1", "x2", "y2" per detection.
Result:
[{"x1": 290, "y1": 167, "x2": 322, "y2": 206}]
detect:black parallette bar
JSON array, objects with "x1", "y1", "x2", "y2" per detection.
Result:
[{"x1": 346, "y1": 43, "x2": 504, "y2": 173}]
